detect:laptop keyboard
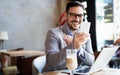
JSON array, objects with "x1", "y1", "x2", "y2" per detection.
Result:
[{"x1": 75, "y1": 66, "x2": 90, "y2": 73}]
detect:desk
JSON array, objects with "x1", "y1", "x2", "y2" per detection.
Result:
[
  {"x1": 38, "y1": 69, "x2": 120, "y2": 75},
  {"x1": 0, "y1": 50, "x2": 45, "y2": 67},
  {"x1": 1, "y1": 50, "x2": 45, "y2": 57},
  {"x1": 1, "y1": 50, "x2": 45, "y2": 75},
  {"x1": 91, "y1": 69, "x2": 120, "y2": 75}
]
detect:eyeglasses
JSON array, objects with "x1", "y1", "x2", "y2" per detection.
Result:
[{"x1": 67, "y1": 12, "x2": 83, "y2": 18}]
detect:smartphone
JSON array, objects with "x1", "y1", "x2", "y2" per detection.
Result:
[{"x1": 80, "y1": 22, "x2": 91, "y2": 33}]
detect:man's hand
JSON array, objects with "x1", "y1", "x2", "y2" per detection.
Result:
[
  {"x1": 73, "y1": 32, "x2": 90, "y2": 49},
  {"x1": 64, "y1": 35, "x2": 73, "y2": 45}
]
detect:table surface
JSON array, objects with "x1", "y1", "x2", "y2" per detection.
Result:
[
  {"x1": 1, "y1": 50, "x2": 45, "y2": 57},
  {"x1": 38, "y1": 69, "x2": 120, "y2": 75},
  {"x1": 0, "y1": 50, "x2": 45, "y2": 69}
]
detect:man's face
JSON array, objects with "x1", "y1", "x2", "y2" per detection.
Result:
[{"x1": 66, "y1": 6, "x2": 84, "y2": 30}]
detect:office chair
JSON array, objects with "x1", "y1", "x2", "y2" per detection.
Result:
[{"x1": 32, "y1": 55, "x2": 46, "y2": 75}]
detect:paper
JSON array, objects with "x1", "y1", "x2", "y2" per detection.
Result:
[{"x1": 80, "y1": 22, "x2": 91, "y2": 33}]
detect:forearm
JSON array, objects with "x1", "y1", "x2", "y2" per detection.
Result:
[
  {"x1": 77, "y1": 48, "x2": 95, "y2": 65},
  {"x1": 77, "y1": 39, "x2": 95, "y2": 66},
  {"x1": 46, "y1": 43, "x2": 73, "y2": 67},
  {"x1": 47, "y1": 49, "x2": 66, "y2": 66}
]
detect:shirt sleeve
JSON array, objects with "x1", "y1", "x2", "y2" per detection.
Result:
[{"x1": 77, "y1": 38, "x2": 95, "y2": 66}]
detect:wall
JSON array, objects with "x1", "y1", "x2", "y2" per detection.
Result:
[{"x1": 0, "y1": 0, "x2": 62, "y2": 50}]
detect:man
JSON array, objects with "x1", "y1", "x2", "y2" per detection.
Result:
[{"x1": 43, "y1": 1, "x2": 95, "y2": 72}]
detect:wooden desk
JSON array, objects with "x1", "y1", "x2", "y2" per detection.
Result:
[
  {"x1": 38, "y1": 71, "x2": 68, "y2": 75},
  {"x1": 38, "y1": 69, "x2": 120, "y2": 75},
  {"x1": 0, "y1": 50, "x2": 45, "y2": 67},
  {"x1": 1, "y1": 50, "x2": 45, "y2": 57},
  {"x1": 1, "y1": 50, "x2": 45, "y2": 75}
]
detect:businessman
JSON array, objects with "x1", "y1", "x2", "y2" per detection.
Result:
[{"x1": 43, "y1": 1, "x2": 95, "y2": 72}]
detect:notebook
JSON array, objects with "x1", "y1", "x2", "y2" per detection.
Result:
[{"x1": 62, "y1": 46, "x2": 119, "y2": 75}]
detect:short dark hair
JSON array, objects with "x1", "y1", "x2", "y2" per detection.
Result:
[{"x1": 66, "y1": 1, "x2": 84, "y2": 13}]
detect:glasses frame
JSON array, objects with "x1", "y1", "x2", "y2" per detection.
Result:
[{"x1": 67, "y1": 12, "x2": 84, "y2": 18}]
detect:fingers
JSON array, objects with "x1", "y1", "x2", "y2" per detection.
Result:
[
  {"x1": 73, "y1": 32, "x2": 90, "y2": 49},
  {"x1": 64, "y1": 35, "x2": 72, "y2": 41},
  {"x1": 76, "y1": 32, "x2": 90, "y2": 38},
  {"x1": 75, "y1": 32, "x2": 89, "y2": 41},
  {"x1": 64, "y1": 35, "x2": 73, "y2": 45}
]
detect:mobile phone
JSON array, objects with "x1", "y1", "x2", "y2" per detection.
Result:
[{"x1": 80, "y1": 22, "x2": 91, "y2": 33}]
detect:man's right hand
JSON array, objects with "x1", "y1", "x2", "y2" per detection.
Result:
[{"x1": 64, "y1": 35, "x2": 73, "y2": 45}]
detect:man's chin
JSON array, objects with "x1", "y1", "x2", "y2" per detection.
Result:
[{"x1": 72, "y1": 27, "x2": 79, "y2": 30}]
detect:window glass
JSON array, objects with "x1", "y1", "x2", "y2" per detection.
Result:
[{"x1": 96, "y1": 0, "x2": 114, "y2": 51}]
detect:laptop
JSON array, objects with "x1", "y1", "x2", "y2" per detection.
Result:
[{"x1": 62, "y1": 46, "x2": 119, "y2": 75}]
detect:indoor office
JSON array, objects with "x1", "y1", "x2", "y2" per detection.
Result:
[{"x1": 0, "y1": 0, "x2": 120, "y2": 75}]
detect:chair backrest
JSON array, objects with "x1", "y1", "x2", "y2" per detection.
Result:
[
  {"x1": 113, "y1": 38, "x2": 120, "y2": 45},
  {"x1": 32, "y1": 55, "x2": 46, "y2": 75}
]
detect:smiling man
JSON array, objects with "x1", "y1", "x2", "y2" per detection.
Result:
[{"x1": 43, "y1": 1, "x2": 95, "y2": 72}]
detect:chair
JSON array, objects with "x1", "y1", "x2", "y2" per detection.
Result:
[
  {"x1": 113, "y1": 38, "x2": 120, "y2": 45},
  {"x1": 32, "y1": 55, "x2": 46, "y2": 75},
  {"x1": 94, "y1": 51, "x2": 101, "y2": 60},
  {"x1": 2, "y1": 66, "x2": 18, "y2": 75}
]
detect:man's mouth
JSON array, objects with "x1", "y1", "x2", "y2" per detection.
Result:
[{"x1": 72, "y1": 21, "x2": 79, "y2": 25}]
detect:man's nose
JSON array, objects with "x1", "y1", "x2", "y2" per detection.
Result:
[{"x1": 74, "y1": 15, "x2": 81, "y2": 21}]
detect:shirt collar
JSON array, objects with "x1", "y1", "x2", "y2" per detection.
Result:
[{"x1": 65, "y1": 23, "x2": 80, "y2": 36}]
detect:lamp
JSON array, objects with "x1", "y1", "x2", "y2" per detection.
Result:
[{"x1": 0, "y1": 31, "x2": 9, "y2": 50}]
